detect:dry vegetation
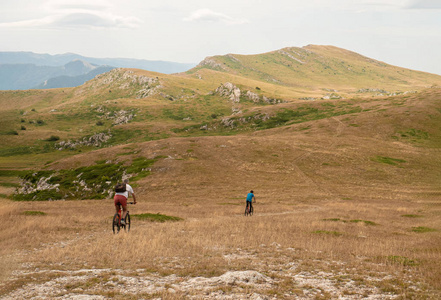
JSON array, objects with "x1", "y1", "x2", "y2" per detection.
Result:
[
  {"x1": 1, "y1": 88, "x2": 440, "y2": 299},
  {"x1": 1, "y1": 48, "x2": 441, "y2": 298}
]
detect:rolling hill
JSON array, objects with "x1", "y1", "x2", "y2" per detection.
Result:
[
  {"x1": 189, "y1": 45, "x2": 441, "y2": 98},
  {"x1": 0, "y1": 45, "x2": 440, "y2": 298}
]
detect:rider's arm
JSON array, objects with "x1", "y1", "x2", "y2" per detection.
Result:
[
  {"x1": 253, "y1": 196, "x2": 256, "y2": 203},
  {"x1": 132, "y1": 193, "x2": 137, "y2": 204}
]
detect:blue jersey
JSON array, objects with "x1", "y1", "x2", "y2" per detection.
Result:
[{"x1": 246, "y1": 193, "x2": 254, "y2": 202}]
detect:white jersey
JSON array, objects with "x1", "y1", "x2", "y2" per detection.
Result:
[{"x1": 115, "y1": 183, "x2": 134, "y2": 199}]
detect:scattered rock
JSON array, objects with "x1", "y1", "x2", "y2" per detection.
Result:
[
  {"x1": 215, "y1": 82, "x2": 241, "y2": 103},
  {"x1": 56, "y1": 131, "x2": 112, "y2": 150}
]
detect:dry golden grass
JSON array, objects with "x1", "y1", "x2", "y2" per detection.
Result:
[
  {"x1": 1, "y1": 192, "x2": 440, "y2": 298},
  {"x1": 0, "y1": 90, "x2": 440, "y2": 298}
]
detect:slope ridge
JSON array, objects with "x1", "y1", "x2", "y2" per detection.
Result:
[{"x1": 189, "y1": 45, "x2": 441, "y2": 96}]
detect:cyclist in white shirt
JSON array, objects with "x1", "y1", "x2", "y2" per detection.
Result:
[{"x1": 114, "y1": 179, "x2": 137, "y2": 225}]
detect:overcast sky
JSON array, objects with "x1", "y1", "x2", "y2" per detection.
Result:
[{"x1": 0, "y1": 0, "x2": 440, "y2": 74}]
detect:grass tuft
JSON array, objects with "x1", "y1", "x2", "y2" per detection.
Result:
[
  {"x1": 401, "y1": 214, "x2": 423, "y2": 218},
  {"x1": 312, "y1": 230, "x2": 343, "y2": 236},
  {"x1": 386, "y1": 255, "x2": 419, "y2": 266},
  {"x1": 411, "y1": 227, "x2": 437, "y2": 233},
  {"x1": 371, "y1": 156, "x2": 406, "y2": 166},
  {"x1": 349, "y1": 219, "x2": 378, "y2": 226},
  {"x1": 131, "y1": 213, "x2": 183, "y2": 222},
  {"x1": 22, "y1": 211, "x2": 46, "y2": 216}
]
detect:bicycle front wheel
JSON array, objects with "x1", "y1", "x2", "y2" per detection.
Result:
[
  {"x1": 125, "y1": 213, "x2": 131, "y2": 232},
  {"x1": 112, "y1": 213, "x2": 120, "y2": 234}
]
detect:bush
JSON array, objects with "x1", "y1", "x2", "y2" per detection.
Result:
[
  {"x1": 46, "y1": 135, "x2": 60, "y2": 141},
  {"x1": 411, "y1": 227, "x2": 437, "y2": 233},
  {"x1": 96, "y1": 120, "x2": 104, "y2": 126},
  {"x1": 131, "y1": 213, "x2": 183, "y2": 222},
  {"x1": 36, "y1": 119, "x2": 45, "y2": 125},
  {"x1": 4, "y1": 130, "x2": 18, "y2": 135},
  {"x1": 20, "y1": 125, "x2": 26, "y2": 130},
  {"x1": 22, "y1": 211, "x2": 46, "y2": 216}
]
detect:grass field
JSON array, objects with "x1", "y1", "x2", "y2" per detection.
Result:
[
  {"x1": 0, "y1": 47, "x2": 440, "y2": 298},
  {"x1": 0, "y1": 87, "x2": 440, "y2": 298}
]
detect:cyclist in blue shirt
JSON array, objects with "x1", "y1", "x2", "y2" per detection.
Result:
[{"x1": 246, "y1": 190, "x2": 256, "y2": 214}]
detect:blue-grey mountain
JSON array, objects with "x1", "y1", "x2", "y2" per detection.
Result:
[{"x1": 0, "y1": 51, "x2": 196, "y2": 90}]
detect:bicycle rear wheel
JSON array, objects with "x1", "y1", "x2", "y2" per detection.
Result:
[
  {"x1": 112, "y1": 213, "x2": 120, "y2": 234},
  {"x1": 250, "y1": 205, "x2": 254, "y2": 216},
  {"x1": 125, "y1": 213, "x2": 131, "y2": 232}
]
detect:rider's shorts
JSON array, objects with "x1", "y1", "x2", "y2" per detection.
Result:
[{"x1": 114, "y1": 195, "x2": 127, "y2": 207}]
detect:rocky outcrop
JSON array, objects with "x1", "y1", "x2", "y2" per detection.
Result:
[
  {"x1": 56, "y1": 132, "x2": 112, "y2": 150},
  {"x1": 197, "y1": 57, "x2": 226, "y2": 70},
  {"x1": 215, "y1": 83, "x2": 284, "y2": 104},
  {"x1": 92, "y1": 69, "x2": 161, "y2": 99},
  {"x1": 215, "y1": 82, "x2": 241, "y2": 103},
  {"x1": 94, "y1": 106, "x2": 136, "y2": 125},
  {"x1": 18, "y1": 175, "x2": 60, "y2": 196},
  {"x1": 220, "y1": 113, "x2": 271, "y2": 129},
  {"x1": 278, "y1": 50, "x2": 305, "y2": 64},
  {"x1": 111, "y1": 110, "x2": 135, "y2": 125}
]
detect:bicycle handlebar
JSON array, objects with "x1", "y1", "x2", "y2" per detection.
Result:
[{"x1": 128, "y1": 202, "x2": 136, "y2": 204}]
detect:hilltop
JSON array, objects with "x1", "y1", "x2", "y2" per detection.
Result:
[{"x1": 189, "y1": 45, "x2": 441, "y2": 98}]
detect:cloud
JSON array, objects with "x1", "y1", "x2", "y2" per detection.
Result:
[
  {"x1": 407, "y1": 0, "x2": 441, "y2": 9},
  {"x1": 44, "y1": 0, "x2": 112, "y2": 11},
  {"x1": 0, "y1": 0, "x2": 142, "y2": 29},
  {"x1": 183, "y1": 9, "x2": 248, "y2": 25}
]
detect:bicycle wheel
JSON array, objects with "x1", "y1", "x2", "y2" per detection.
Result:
[
  {"x1": 250, "y1": 205, "x2": 254, "y2": 216},
  {"x1": 125, "y1": 213, "x2": 131, "y2": 232},
  {"x1": 112, "y1": 213, "x2": 121, "y2": 234}
]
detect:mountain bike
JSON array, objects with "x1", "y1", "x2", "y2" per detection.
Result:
[
  {"x1": 113, "y1": 202, "x2": 134, "y2": 234},
  {"x1": 244, "y1": 201, "x2": 253, "y2": 216}
]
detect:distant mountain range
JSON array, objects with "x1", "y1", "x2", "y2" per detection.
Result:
[{"x1": 0, "y1": 52, "x2": 196, "y2": 90}]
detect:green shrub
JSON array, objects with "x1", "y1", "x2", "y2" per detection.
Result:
[
  {"x1": 401, "y1": 214, "x2": 423, "y2": 218},
  {"x1": 131, "y1": 213, "x2": 183, "y2": 222},
  {"x1": 312, "y1": 230, "x2": 343, "y2": 236},
  {"x1": 20, "y1": 125, "x2": 26, "y2": 130},
  {"x1": 22, "y1": 211, "x2": 46, "y2": 216},
  {"x1": 411, "y1": 226, "x2": 437, "y2": 233},
  {"x1": 46, "y1": 135, "x2": 60, "y2": 141},
  {"x1": 13, "y1": 190, "x2": 63, "y2": 201},
  {"x1": 349, "y1": 219, "x2": 378, "y2": 226},
  {"x1": 4, "y1": 130, "x2": 18, "y2": 135},
  {"x1": 386, "y1": 255, "x2": 419, "y2": 266},
  {"x1": 371, "y1": 156, "x2": 406, "y2": 166}
]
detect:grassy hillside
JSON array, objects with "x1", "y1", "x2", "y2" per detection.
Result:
[
  {"x1": 0, "y1": 47, "x2": 440, "y2": 298},
  {"x1": 189, "y1": 45, "x2": 441, "y2": 97}
]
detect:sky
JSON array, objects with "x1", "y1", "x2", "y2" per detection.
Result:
[{"x1": 0, "y1": 0, "x2": 440, "y2": 74}]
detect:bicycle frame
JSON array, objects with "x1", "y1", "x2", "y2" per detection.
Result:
[{"x1": 113, "y1": 202, "x2": 134, "y2": 233}]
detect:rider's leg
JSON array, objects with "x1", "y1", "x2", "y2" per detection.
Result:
[{"x1": 121, "y1": 205, "x2": 128, "y2": 220}]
